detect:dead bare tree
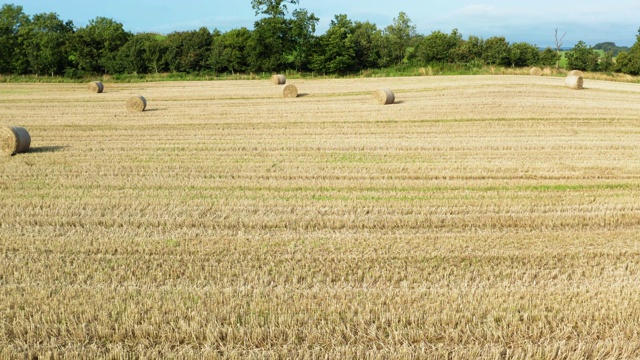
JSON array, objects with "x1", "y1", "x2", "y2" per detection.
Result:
[{"x1": 555, "y1": 28, "x2": 566, "y2": 67}]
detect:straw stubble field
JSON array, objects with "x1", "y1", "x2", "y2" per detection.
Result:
[{"x1": 1, "y1": 75, "x2": 640, "y2": 358}]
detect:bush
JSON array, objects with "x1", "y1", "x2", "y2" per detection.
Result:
[
  {"x1": 565, "y1": 41, "x2": 600, "y2": 71},
  {"x1": 539, "y1": 47, "x2": 560, "y2": 67},
  {"x1": 509, "y1": 42, "x2": 540, "y2": 67}
]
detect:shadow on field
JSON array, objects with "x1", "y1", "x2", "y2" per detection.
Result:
[
  {"x1": 297, "y1": 93, "x2": 310, "y2": 97},
  {"x1": 394, "y1": 100, "x2": 405, "y2": 105},
  {"x1": 29, "y1": 146, "x2": 69, "y2": 153}
]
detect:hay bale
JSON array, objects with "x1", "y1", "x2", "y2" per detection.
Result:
[
  {"x1": 565, "y1": 75, "x2": 584, "y2": 90},
  {"x1": 126, "y1": 95, "x2": 147, "y2": 112},
  {"x1": 88, "y1": 81, "x2": 104, "y2": 93},
  {"x1": 373, "y1": 88, "x2": 395, "y2": 105},
  {"x1": 529, "y1": 67, "x2": 542, "y2": 76},
  {"x1": 271, "y1": 74, "x2": 286, "y2": 85},
  {"x1": 282, "y1": 84, "x2": 298, "y2": 98},
  {"x1": 568, "y1": 70, "x2": 584, "y2": 77},
  {"x1": 1, "y1": 126, "x2": 31, "y2": 155}
]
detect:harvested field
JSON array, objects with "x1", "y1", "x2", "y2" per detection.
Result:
[{"x1": 1, "y1": 75, "x2": 640, "y2": 358}]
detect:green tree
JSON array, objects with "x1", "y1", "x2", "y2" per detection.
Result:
[
  {"x1": 247, "y1": 0, "x2": 314, "y2": 72},
  {"x1": 508, "y1": 42, "x2": 540, "y2": 67},
  {"x1": 72, "y1": 17, "x2": 131, "y2": 74},
  {"x1": 565, "y1": 40, "x2": 600, "y2": 71},
  {"x1": 599, "y1": 51, "x2": 614, "y2": 72},
  {"x1": 312, "y1": 14, "x2": 356, "y2": 74},
  {"x1": 615, "y1": 51, "x2": 629, "y2": 73},
  {"x1": 18, "y1": 12, "x2": 74, "y2": 76},
  {"x1": 0, "y1": 4, "x2": 29, "y2": 73},
  {"x1": 251, "y1": 0, "x2": 299, "y2": 18},
  {"x1": 289, "y1": 9, "x2": 318, "y2": 71},
  {"x1": 451, "y1": 35, "x2": 484, "y2": 64},
  {"x1": 352, "y1": 21, "x2": 383, "y2": 70},
  {"x1": 162, "y1": 28, "x2": 212, "y2": 73},
  {"x1": 383, "y1": 12, "x2": 417, "y2": 65},
  {"x1": 209, "y1": 29, "x2": 224, "y2": 73},
  {"x1": 112, "y1": 33, "x2": 149, "y2": 74},
  {"x1": 112, "y1": 33, "x2": 165, "y2": 74},
  {"x1": 615, "y1": 35, "x2": 640, "y2": 75},
  {"x1": 538, "y1": 47, "x2": 560, "y2": 67},
  {"x1": 247, "y1": 16, "x2": 291, "y2": 72},
  {"x1": 482, "y1": 36, "x2": 510, "y2": 66},
  {"x1": 144, "y1": 34, "x2": 166, "y2": 74},
  {"x1": 210, "y1": 27, "x2": 252, "y2": 74},
  {"x1": 415, "y1": 29, "x2": 462, "y2": 64}
]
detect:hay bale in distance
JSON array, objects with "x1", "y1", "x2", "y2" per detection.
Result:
[
  {"x1": 1, "y1": 126, "x2": 31, "y2": 156},
  {"x1": 565, "y1": 75, "x2": 584, "y2": 90},
  {"x1": 126, "y1": 95, "x2": 147, "y2": 112},
  {"x1": 88, "y1": 81, "x2": 104, "y2": 93},
  {"x1": 529, "y1": 67, "x2": 542, "y2": 76},
  {"x1": 373, "y1": 88, "x2": 395, "y2": 105},
  {"x1": 282, "y1": 84, "x2": 298, "y2": 98},
  {"x1": 271, "y1": 74, "x2": 286, "y2": 85},
  {"x1": 568, "y1": 70, "x2": 584, "y2": 77}
]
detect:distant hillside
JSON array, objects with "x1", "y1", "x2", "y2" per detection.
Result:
[{"x1": 593, "y1": 42, "x2": 630, "y2": 56}]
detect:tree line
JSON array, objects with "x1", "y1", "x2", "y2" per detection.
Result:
[{"x1": 2, "y1": 1, "x2": 640, "y2": 78}]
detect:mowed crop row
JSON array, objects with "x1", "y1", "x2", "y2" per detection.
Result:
[{"x1": 1, "y1": 76, "x2": 640, "y2": 358}]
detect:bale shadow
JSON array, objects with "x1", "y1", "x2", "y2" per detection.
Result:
[
  {"x1": 29, "y1": 146, "x2": 69, "y2": 153},
  {"x1": 297, "y1": 93, "x2": 310, "y2": 98},
  {"x1": 394, "y1": 100, "x2": 406, "y2": 105}
]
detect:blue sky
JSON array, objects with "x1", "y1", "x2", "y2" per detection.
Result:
[{"x1": 7, "y1": 1, "x2": 640, "y2": 47}]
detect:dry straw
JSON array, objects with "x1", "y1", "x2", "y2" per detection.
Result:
[
  {"x1": 282, "y1": 84, "x2": 298, "y2": 98},
  {"x1": 88, "y1": 81, "x2": 104, "y2": 93},
  {"x1": 565, "y1": 75, "x2": 584, "y2": 90},
  {"x1": 529, "y1": 67, "x2": 542, "y2": 76},
  {"x1": 271, "y1": 74, "x2": 286, "y2": 85},
  {"x1": 568, "y1": 70, "x2": 584, "y2": 77},
  {"x1": 1, "y1": 126, "x2": 31, "y2": 156},
  {"x1": 373, "y1": 88, "x2": 395, "y2": 105},
  {"x1": 419, "y1": 67, "x2": 433, "y2": 76},
  {"x1": 126, "y1": 95, "x2": 147, "y2": 111}
]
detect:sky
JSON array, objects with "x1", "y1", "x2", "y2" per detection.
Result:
[{"x1": 6, "y1": 1, "x2": 640, "y2": 48}]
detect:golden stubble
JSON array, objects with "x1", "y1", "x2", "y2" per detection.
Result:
[{"x1": 1, "y1": 75, "x2": 640, "y2": 358}]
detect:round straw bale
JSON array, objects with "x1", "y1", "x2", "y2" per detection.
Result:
[
  {"x1": 271, "y1": 74, "x2": 286, "y2": 85},
  {"x1": 88, "y1": 81, "x2": 104, "y2": 93},
  {"x1": 529, "y1": 67, "x2": 542, "y2": 76},
  {"x1": 565, "y1": 75, "x2": 583, "y2": 90},
  {"x1": 373, "y1": 88, "x2": 395, "y2": 105},
  {"x1": 1, "y1": 126, "x2": 31, "y2": 156},
  {"x1": 126, "y1": 95, "x2": 147, "y2": 112},
  {"x1": 568, "y1": 70, "x2": 584, "y2": 77},
  {"x1": 282, "y1": 84, "x2": 298, "y2": 98}
]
